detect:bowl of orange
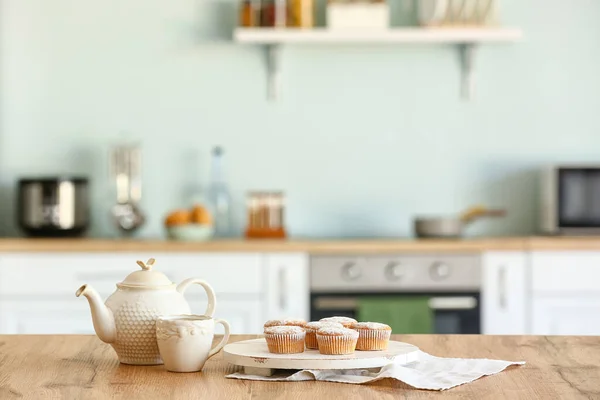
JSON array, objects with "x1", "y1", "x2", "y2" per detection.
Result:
[{"x1": 164, "y1": 204, "x2": 214, "y2": 241}]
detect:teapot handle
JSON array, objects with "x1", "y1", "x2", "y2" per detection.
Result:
[{"x1": 176, "y1": 278, "x2": 216, "y2": 317}]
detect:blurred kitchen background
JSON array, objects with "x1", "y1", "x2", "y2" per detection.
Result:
[
  {"x1": 2, "y1": 0, "x2": 600, "y2": 338},
  {"x1": 1, "y1": 0, "x2": 598, "y2": 239}
]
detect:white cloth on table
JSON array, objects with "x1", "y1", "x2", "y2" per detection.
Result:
[{"x1": 226, "y1": 350, "x2": 525, "y2": 391}]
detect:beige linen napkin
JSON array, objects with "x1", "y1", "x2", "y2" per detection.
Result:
[{"x1": 226, "y1": 350, "x2": 525, "y2": 391}]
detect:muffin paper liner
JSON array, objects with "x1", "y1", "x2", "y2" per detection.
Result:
[
  {"x1": 305, "y1": 329, "x2": 319, "y2": 349},
  {"x1": 265, "y1": 332, "x2": 306, "y2": 354},
  {"x1": 316, "y1": 334, "x2": 358, "y2": 355},
  {"x1": 355, "y1": 329, "x2": 391, "y2": 351}
]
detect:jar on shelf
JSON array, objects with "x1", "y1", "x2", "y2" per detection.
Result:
[
  {"x1": 261, "y1": 0, "x2": 276, "y2": 26},
  {"x1": 289, "y1": 0, "x2": 314, "y2": 28},
  {"x1": 246, "y1": 191, "x2": 262, "y2": 231},
  {"x1": 239, "y1": 0, "x2": 261, "y2": 27},
  {"x1": 245, "y1": 191, "x2": 287, "y2": 239},
  {"x1": 275, "y1": 0, "x2": 289, "y2": 27},
  {"x1": 267, "y1": 192, "x2": 285, "y2": 231},
  {"x1": 261, "y1": 0, "x2": 288, "y2": 27}
]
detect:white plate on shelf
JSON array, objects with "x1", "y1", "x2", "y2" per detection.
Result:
[{"x1": 223, "y1": 339, "x2": 419, "y2": 371}]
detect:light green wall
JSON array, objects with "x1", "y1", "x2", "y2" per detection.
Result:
[{"x1": 1, "y1": 0, "x2": 599, "y2": 238}]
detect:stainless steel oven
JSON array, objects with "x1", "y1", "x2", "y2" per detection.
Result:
[{"x1": 310, "y1": 255, "x2": 481, "y2": 334}]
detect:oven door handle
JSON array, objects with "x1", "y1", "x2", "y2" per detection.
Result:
[
  {"x1": 313, "y1": 296, "x2": 478, "y2": 311},
  {"x1": 428, "y1": 297, "x2": 478, "y2": 310}
]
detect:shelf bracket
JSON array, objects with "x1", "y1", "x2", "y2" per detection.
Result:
[
  {"x1": 459, "y1": 44, "x2": 477, "y2": 100},
  {"x1": 266, "y1": 44, "x2": 282, "y2": 101}
]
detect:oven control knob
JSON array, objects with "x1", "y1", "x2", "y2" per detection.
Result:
[
  {"x1": 341, "y1": 262, "x2": 361, "y2": 281},
  {"x1": 385, "y1": 262, "x2": 404, "y2": 281},
  {"x1": 430, "y1": 262, "x2": 450, "y2": 280}
]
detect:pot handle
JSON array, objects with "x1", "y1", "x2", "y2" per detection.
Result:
[{"x1": 176, "y1": 278, "x2": 216, "y2": 317}]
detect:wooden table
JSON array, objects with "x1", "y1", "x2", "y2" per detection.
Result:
[{"x1": 0, "y1": 334, "x2": 599, "y2": 399}]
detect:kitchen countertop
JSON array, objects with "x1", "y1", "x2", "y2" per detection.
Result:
[
  {"x1": 0, "y1": 334, "x2": 597, "y2": 399},
  {"x1": 0, "y1": 237, "x2": 527, "y2": 253},
  {"x1": 0, "y1": 236, "x2": 599, "y2": 253}
]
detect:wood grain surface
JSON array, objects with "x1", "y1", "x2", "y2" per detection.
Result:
[{"x1": 1, "y1": 334, "x2": 599, "y2": 399}]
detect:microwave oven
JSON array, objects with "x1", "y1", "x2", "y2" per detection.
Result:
[{"x1": 541, "y1": 165, "x2": 600, "y2": 234}]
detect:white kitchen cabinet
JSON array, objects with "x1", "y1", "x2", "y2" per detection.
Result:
[
  {"x1": 0, "y1": 253, "x2": 263, "y2": 298},
  {"x1": 531, "y1": 251, "x2": 600, "y2": 294},
  {"x1": 532, "y1": 297, "x2": 600, "y2": 335},
  {"x1": 530, "y1": 251, "x2": 600, "y2": 335},
  {"x1": 264, "y1": 253, "x2": 309, "y2": 322},
  {"x1": 0, "y1": 300, "x2": 94, "y2": 334},
  {"x1": 0, "y1": 298, "x2": 262, "y2": 335},
  {"x1": 0, "y1": 252, "x2": 266, "y2": 334},
  {"x1": 482, "y1": 252, "x2": 528, "y2": 334},
  {"x1": 191, "y1": 299, "x2": 263, "y2": 335},
  {"x1": 0, "y1": 251, "x2": 313, "y2": 334}
]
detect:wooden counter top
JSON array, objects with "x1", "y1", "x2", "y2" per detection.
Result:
[
  {"x1": 0, "y1": 236, "x2": 599, "y2": 253},
  {"x1": 0, "y1": 334, "x2": 597, "y2": 399}
]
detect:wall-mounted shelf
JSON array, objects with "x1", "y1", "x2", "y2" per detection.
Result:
[{"x1": 233, "y1": 27, "x2": 523, "y2": 101}]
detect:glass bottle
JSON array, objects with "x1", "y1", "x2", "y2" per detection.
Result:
[{"x1": 207, "y1": 146, "x2": 233, "y2": 237}]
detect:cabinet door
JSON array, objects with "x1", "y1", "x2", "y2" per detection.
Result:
[
  {"x1": 0, "y1": 298, "x2": 263, "y2": 335},
  {"x1": 0, "y1": 253, "x2": 265, "y2": 335},
  {"x1": 531, "y1": 251, "x2": 600, "y2": 294},
  {"x1": 0, "y1": 254, "x2": 142, "y2": 298},
  {"x1": 482, "y1": 252, "x2": 528, "y2": 334},
  {"x1": 0, "y1": 253, "x2": 262, "y2": 299},
  {"x1": 0, "y1": 301, "x2": 94, "y2": 334},
  {"x1": 264, "y1": 254, "x2": 309, "y2": 321},
  {"x1": 166, "y1": 253, "x2": 263, "y2": 296},
  {"x1": 532, "y1": 297, "x2": 600, "y2": 335},
  {"x1": 188, "y1": 299, "x2": 262, "y2": 334}
]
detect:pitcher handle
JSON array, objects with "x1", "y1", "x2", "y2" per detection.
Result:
[
  {"x1": 208, "y1": 319, "x2": 230, "y2": 359},
  {"x1": 176, "y1": 278, "x2": 216, "y2": 317}
]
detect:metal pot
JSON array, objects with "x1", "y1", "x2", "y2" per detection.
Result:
[
  {"x1": 414, "y1": 206, "x2": 506, "y2": 238},
  {"x1": 414, "y1": 217, "x2": 465, "y2": 238},
  {"x1": 17, "y1": 177, "x2": 90, "y2": 237}
]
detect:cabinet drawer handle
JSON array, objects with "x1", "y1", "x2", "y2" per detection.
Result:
[
  {"x1": 278, "y1": 267, "x2": 287, "y2": 310},
  {"x1": 314, "y1": 297, "x2": 357, "y2": 310},
  {"x1": 498, "y1": 265, "x2": 507, "y2": 310},
  {"x1": 314, "y1": 297, "x2": 477, "y2": 311}
]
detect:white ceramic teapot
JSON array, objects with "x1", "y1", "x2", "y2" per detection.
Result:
[{"x1": 76, "y1": 258, "x2": 216, "y2": 365}]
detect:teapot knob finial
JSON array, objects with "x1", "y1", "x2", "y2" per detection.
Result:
[{"x1": 136, "y1": 258, "x2": 156, "y2": 271}]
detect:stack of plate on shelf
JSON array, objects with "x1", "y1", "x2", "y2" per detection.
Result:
[{"x1": 418, "y1": 0, "x2": 498, "y2": 27}]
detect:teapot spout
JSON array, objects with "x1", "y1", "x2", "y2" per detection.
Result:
[{"x1": 76, "y1": 284, "x2": 116, "y2": 344}]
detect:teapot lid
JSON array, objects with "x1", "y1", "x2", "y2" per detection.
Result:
[{"x1": 120, "y1": 258, "x2": 173, "y2": 287}]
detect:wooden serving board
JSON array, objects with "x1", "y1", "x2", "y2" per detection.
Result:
[{"x1": 223, "y1": 339, "x2": 419, "y2": 376}]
